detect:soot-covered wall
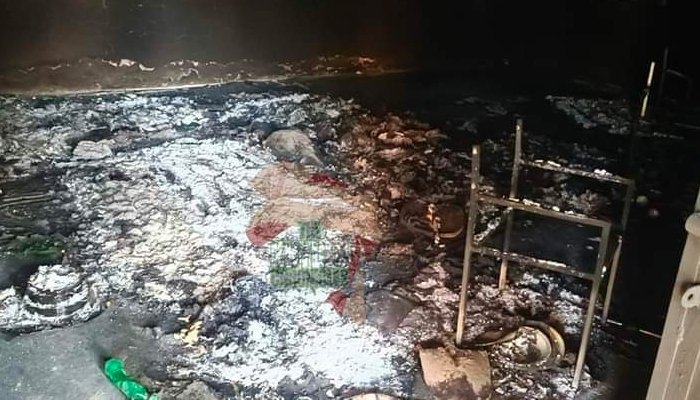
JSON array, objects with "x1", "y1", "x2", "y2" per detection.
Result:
[{"x1": 0, "y1": 0, "x2": 691, "y2": 88}]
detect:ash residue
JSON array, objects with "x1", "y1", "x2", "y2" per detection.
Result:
[
  {"x1": 191, "y1": 277, "x2": 415, "y2": 398},
  {"x1": 0, "y1": 84, "x2": 634, "y2": 399},
  {"x1": 546, "y1": 96, "x2": 631, "y2": 134}
]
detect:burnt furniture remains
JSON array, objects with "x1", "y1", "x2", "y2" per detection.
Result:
[{"x1": 456, "y1": 119, "x2": 635, "y2": 389}]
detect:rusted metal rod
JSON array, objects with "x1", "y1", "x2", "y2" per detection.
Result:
[
  {"x1": 520, "y1": 159, "x2": 633, "y2": 186},
  {"x1": 574, "y1": 223, "x2": 610, "y2": 389},
  {"x1": 476, "y1": 246, "x2": 595, "y2": 281},
  {"x1": 478, "y1": 195, "x2": 610, "y2": 228},
  {"x1": 456, "y1": 145, "x2": 481, "y2": 347},
  {"x1": 602, "y1": 237, "x2": 623, "y2": 324},
  {"x1": 499, "y1": 119, "x2": 523, "y2": 289}
]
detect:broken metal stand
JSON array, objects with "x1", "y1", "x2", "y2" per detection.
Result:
[
  {"x1": 456, "y1": 119, "x2": 635, "y2": 390},
  {"x1": 658, "y1": 48, "x2": 694, "y2": 102}
]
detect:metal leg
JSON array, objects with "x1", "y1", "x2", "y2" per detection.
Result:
[
  {"x1": 658, "y1": 48, "x2": 669, "y2": 100},
  {"x1": 602, "y1": 237, "x2": 623, "y2": 324},
  {"x1": 573, "y1": 224, "x2": 611, "y2": 389},
  {"x1": 602, "y1": 181, "x2": 633, "y2": 325},
  {"x1": 640, "y1": 61, "x2": 656, "y2": 120},
  {"x1": 621, "y1": 182, "x2": 635, "y2": 231},
  {"x1": 456, "y1": 145, "x2": 481, "y2": 347},
  {"x1": 499, "y1": 119, "x2": 523, "y2": 289}
]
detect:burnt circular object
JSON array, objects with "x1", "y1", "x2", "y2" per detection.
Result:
[{"x1": 23, "y1": 265, "x2": 93, "y2": 320}]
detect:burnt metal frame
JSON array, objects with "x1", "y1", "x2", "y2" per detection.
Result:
[
  {"x1": 658, "y1": 48, "x2": 694, "y2": 102},
  {"x1": 456, "y1": 119, "x2": 635, "y2": 390}
]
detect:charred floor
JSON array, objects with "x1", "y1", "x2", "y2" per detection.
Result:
[{"x1": 1, "y1": 63, "x2": 699, "y2": 400}]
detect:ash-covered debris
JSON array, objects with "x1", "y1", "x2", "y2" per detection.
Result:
[
  {"x1": 465, "y1": 269, "x2": 597, "y2": 400},
  {"x1": 0, "y1": 84, "x2": 632, "y2": 399},
  {"x1": 336, "y1": 113, "x2": 475, "y2": 224},
  {"x1": 63, "y1": 138, "x2": 279, "y2": 303},
  {"x1": 546, "y1": 96, "x2": 632, "y2": 134},
  {"x1": 0, "y1": 264, "x2": 102, "y2": 331},
  {"x1": 185, "y1": 277, "x2": 415, "y2": 398},
  {"x1": 546, "y1": 95, "x2": 682, "y2": 140},
  {"x1": 263, "y1": 129, "x2": 325, "y2": 166},
  {"x1": 0, "y1": 89, "x2": 359, "y2": 313}
]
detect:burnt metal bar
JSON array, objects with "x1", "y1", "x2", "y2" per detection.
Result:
[
  {"x1": 602, "y1": 237, "x2": 623, "y2": 324},
  {"x1": 600, "y1": 176, "x2": 634, "y2": 324},
  {"x1": 456, "y1": 145, "x2": 481, "y2": 347},
  {"x1": 602, "y1": 317, "x2": 662, "y2": 340},
  {"x1": 574, "y1": 223, "x2": 610, "y2": 389},
  {"x1": 658, "y1": 47, "x2": 669, "y2": 100},
  {"x1": 640, "y1": 61, "x2": 656, "y2": 119},
  {"x1": 675, "y1": 122, "x2": 700, "y2": 132},
  {"x1": 659, "y1": 48, "x2": 694, "y2": 101},
  {"x1": 621, "y1": 181, "x2": 635, "y2": 231},
  {"x1": 478, "y1": 194, "x2": 611, "y2": 228},
  {"x1": 521, "y1": 159, "x2": 633, "y2": 186},
  {"x1": 499, "y1": 119, "x2": 523, "y2": 289},
  {"x1": 665, "y1": 69, "x2": 694, "y2": 100},
  {"x1": 475, "y1": 246, "x2": 595, "y2": 281}
]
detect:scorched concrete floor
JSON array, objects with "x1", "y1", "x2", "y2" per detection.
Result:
[{"x1": 2, "y1": 68, "x2": 695, "y2": 399}]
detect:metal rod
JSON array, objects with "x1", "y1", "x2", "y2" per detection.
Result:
[
  {"x1": 601, "y1": 181, "x2": 634, "y2": 322},
  {"x1": 647, "y1": 61, "x2": 656, "y2": 88},
  {"x1": 456, "y1": 145, "x2": 481, "y2": 347},
  {"x1": 573, "y1": 223, "x2": 610, "y2": 389},
  {"x1": 500, "y1": 119, "x2": 523, "y2": 289},
  {"x1": 478, "y1": 194, "x2": 611, "y2": 228},
  {"x1": 640, "y1": 61, "x2": 656, "y2": 119},
  {"x1": 520, "y1": 159, "x2": 634, "y2": 186},
  {"x1": 598, "y1": 317, "x2": 662, "y2": 340},
  {"x1": 602, "y1": 237, "x2": 623, "y2": 324},
  {"x1": 475, "y1": 246, "x2": 595, "y2": 281},
  {"x1": 665, "y1": 69, "x2": 688, "y2": 78},
  {"x1": 639, "y1": 328, "x2": 663, "y2": 340},
  {"x1": 621, "y1": 181, "x2": 635, "y2": 231},
  {"x1": 658, "y1": 48, "x2": 668, "y2": 99},
  {"x1": 674, "y1": 122, "x2": 700, "y2": 131}
]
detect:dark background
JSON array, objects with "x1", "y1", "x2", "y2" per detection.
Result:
[{"x1": 0, "y1": 0, "x2": 696, "y2": 92}]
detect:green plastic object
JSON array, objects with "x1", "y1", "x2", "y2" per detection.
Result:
[{"x1": 104, "y1": 358, "x2": 159, "y2": 400}]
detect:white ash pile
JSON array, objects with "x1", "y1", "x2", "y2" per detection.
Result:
[
  {"x1": 0, "y1": 88, "x2": 361, "y2": 304},
  {"x1": 174, "y1": 276, "x2": 415, "y2": 399},
  {"x1": 65, "y1": 137, "x2": 274, "y2": 303}
]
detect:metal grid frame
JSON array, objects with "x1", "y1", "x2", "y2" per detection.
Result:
[{"x1": 455, "y1": 119, "x2": 635, "y2": 389}]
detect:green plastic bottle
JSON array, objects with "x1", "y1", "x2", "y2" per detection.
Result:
[{"x1": 104, "y1": 358, "x2": 159, "y2": 400}]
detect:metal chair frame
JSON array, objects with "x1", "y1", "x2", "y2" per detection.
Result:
[{"x1": 455, "y1": 119, "x2": 635, "y2": 389}]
